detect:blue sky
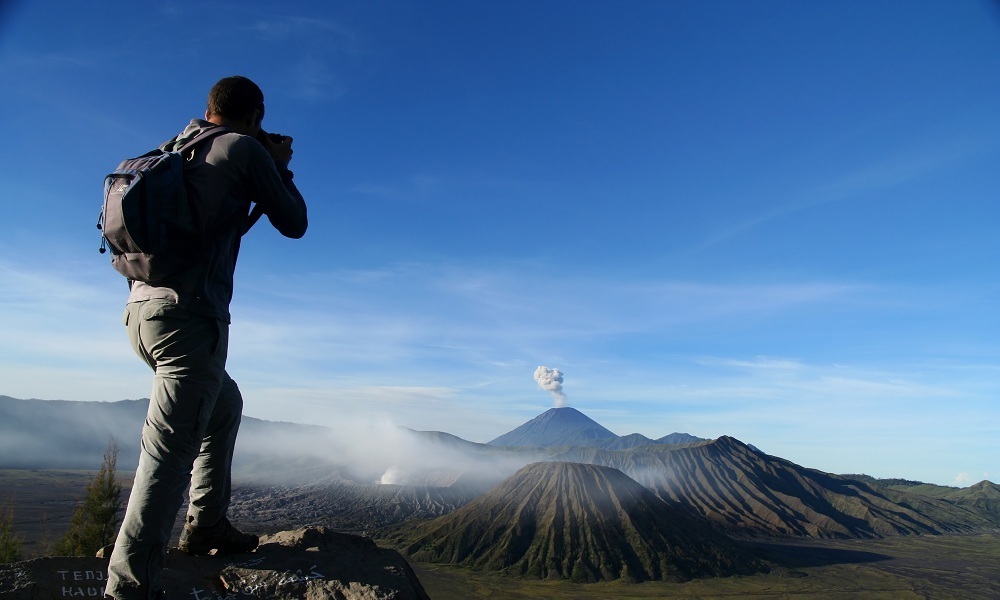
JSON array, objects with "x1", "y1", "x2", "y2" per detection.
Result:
[{"x1": 0, "y1": 1, "x2": 997, "y2": 487}]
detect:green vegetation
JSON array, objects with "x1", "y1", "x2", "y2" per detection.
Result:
[
  {"x1": 843, "y1": 474, "x2": 929, "y2": 489},
  {"x1": 54, "y1": 439, "x2": 123, "y2": 556},
  {"x1": 0, "y1": 499, "x2": 24, "y2": 563}
]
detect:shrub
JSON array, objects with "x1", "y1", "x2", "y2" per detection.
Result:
[
  {"x1": 54, "y1": 439, "x2": 123, "y2": 556},
  {"x1": 0, "y1": 500, "x2": 23, "y2": 563}
]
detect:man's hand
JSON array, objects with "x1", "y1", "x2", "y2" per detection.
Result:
[{"x1": 257, "y1": 130, "x2": 294, "y2": 165}]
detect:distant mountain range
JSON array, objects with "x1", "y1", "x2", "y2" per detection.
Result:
[
  {"x1": 3, "y1": 394, "x2": 999, "y2": 572},
  {"x1": 0, "y1": 396, "x2": 323, "y2": 471}
]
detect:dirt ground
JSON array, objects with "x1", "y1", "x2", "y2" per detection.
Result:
[{"x1": 411, "y1": 534, "x2": 1000, "y2": 599}]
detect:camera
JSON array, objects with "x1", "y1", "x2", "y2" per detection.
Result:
[{"x1": 256, "y1": 129, "x2": 285, "y2": 145}]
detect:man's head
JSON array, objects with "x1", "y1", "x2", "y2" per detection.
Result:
[{"x1": 205, "y1": 76, "x2": 265, "y2": 135}]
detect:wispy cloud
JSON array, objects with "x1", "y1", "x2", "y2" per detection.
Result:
[
  {"x1": 3, "y1": 255, "x2": 995, "y2": 483},
  {"x1": 232, "y1": 261, "x2": 870, "y2": 368},
  {"x1": 350, "y1": 175, "x2": 447, "y2": 201},
  {"x1": 694, "y1": 117, "x2": 1000, "y2": 252},
  {"x1": 0, "y1": 50, "x2": 93, "y2": 70},
  {"x1": 245, "y1": 15, "x2": 358, "y2": 102},
  {"x1": 0, "y1": 259, "x2": 146, "y2": 400},
  {"x1": 248, "y1": 16, "x2": 356, "y2": 43}
]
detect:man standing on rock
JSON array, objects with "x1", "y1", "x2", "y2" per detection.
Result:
[{"x1": 106, "y1": 76, "x2": 308, "y2": 600}]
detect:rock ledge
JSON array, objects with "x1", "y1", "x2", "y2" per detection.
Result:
[{"x1": 0, "y1": 527, "x2": 430, "y2": 599}]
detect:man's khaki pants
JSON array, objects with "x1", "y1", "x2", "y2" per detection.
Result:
[{"x1": 106, "y1": 300, "x2": 243, "y2": 600}]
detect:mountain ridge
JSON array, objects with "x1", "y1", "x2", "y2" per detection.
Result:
[
  {"x1": 3, "y1": 395, "x2": 997, "y2": 542},
  {"x1": 386, "y1": 461, "x2": 766, "y2": 582},
  {"x1": 548, "y1": 435, "x2": 1000, "y2": 538}
]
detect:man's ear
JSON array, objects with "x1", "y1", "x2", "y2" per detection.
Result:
[{"x1": 205, "y1": 110, "x2": 225, "y2": 127}]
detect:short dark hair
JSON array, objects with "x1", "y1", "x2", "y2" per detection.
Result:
[{"x1": 207, "y1": 76, "x2": 264, "y2": 122}]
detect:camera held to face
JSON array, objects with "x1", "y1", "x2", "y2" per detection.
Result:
[{"x1": 256, "y1": 129, "x2": 285, "y2": 145}]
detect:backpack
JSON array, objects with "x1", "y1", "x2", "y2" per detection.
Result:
[{"x1": 97, "y1": 127, "x2": 230, "y2": 283}]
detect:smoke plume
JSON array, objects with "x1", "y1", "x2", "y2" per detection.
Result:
[{"x1": 534, "y1": 366, "x2": 567, "y2": 408}]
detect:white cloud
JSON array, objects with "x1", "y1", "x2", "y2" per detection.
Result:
[
  {"x1": 2, "y1": 255, "x2": 997, "y2": 485},
  {"x1": 0, "y1": 260, "x2": 131, "y2": 362}
]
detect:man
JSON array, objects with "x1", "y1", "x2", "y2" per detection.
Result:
[{"x1": 106, "y1": 76, "x2": 308, "y2": 600}]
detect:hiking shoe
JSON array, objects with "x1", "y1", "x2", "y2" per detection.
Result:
[{"x1": 178, "y1": 517, "x2": 258, "y2": 555}]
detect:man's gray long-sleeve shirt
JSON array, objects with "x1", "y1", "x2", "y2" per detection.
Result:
[{"x1": 127, "y1": 119, "x2": 308, "y2": 323}]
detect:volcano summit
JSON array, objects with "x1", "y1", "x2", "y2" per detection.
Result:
[{"x1": 487, "y1": 406, "x2": 619, "y2": 447}]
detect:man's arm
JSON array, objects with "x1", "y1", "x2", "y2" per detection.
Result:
[{"x1": 246, "y1": 135, "x2": 308, "y2": 239}]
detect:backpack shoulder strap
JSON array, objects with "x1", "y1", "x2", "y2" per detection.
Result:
[
  {"x1": 162, "y1": 125, "x2": 233, "y2": 154},
  {"x1": 174, "y1": 125, "x2": 231, "y2": 154},
  {"x1": 164, "y1": 125, "x2": 264, "y2": 237}
]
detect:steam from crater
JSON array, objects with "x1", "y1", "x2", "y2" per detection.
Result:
[
  {"x1": 379, "y1": 465, "x2": 403, "y2": 485},
  {"x1": 534, "y1": 366, "x2": 567, "y2": 408}
]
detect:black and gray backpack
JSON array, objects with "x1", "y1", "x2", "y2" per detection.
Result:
[{"x1": 97, "y1": 127, "x2": 229, "y2": 283}]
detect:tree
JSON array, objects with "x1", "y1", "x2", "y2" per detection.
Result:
[
  {"x1": 0, "y1": 499, "x2": 24, "y2": 563},
  {"x1": 55, "y1": 438, "x2": 123, "y2": 556}
]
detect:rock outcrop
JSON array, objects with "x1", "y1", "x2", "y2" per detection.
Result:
[{"x1": 0, "y1": 527, "x2": 429, "y2": 600}]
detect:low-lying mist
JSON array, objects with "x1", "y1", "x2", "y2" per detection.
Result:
[
  {"x1": 0, "y1": 396, "x2": 540, "y2": 491},
  {"x1": 234, "y1": 415, "x2": 544, "y2": 489}
]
